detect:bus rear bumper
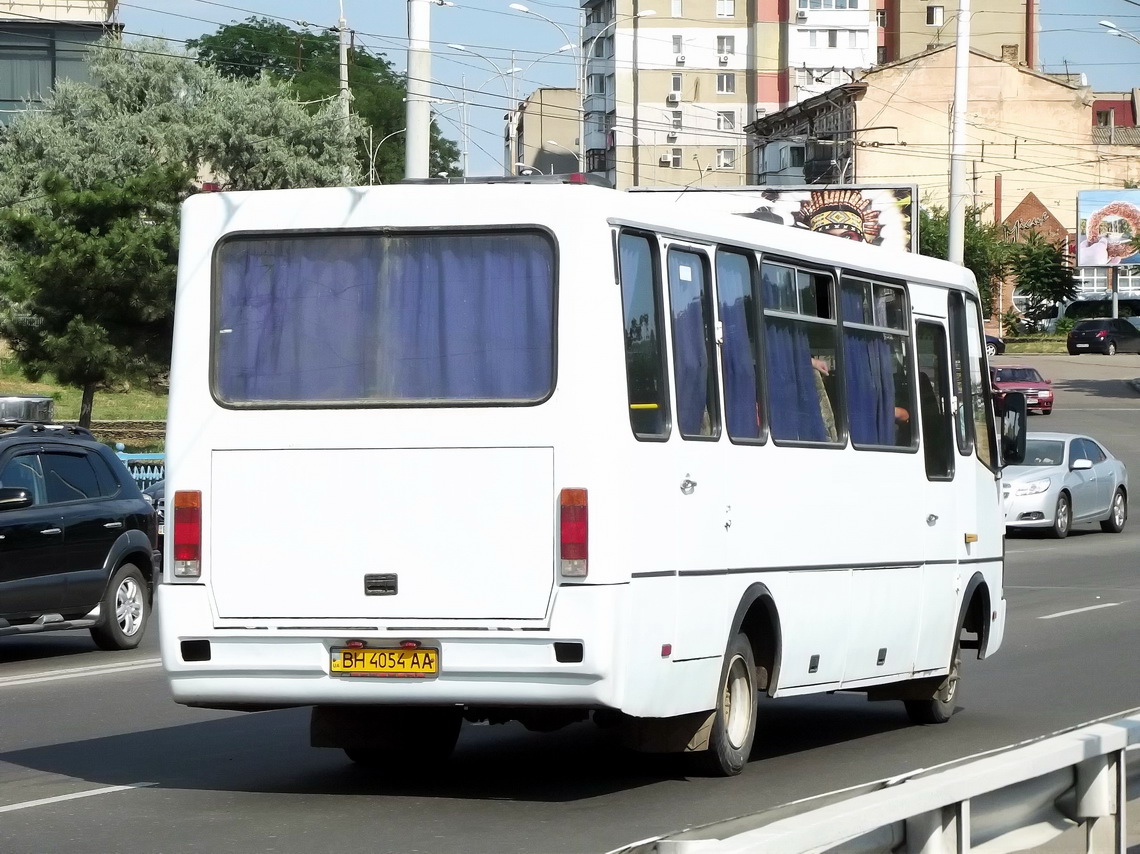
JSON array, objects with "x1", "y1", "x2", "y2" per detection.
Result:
[{"x1": 157, "y1": 583, "x2": 622, "y2": 710}]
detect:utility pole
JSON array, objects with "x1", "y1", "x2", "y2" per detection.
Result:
[
  {"x1": 405, "y1": 0, "x2": 432, "y2": 180},
  {"x1": 947, "y1": 0, "x2": 971, "y2": 265},
  {"x1": 338, "y1": 1, "x2": 352, "y2": 185}
]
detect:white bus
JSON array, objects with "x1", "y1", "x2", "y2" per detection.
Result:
[{"x1": 160, "y1": 179, "x2": 1025, "y2": 776}]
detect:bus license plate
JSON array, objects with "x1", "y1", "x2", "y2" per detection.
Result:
[{"x1": 330, "y1": 647, "x2": 439, "y2": 677}]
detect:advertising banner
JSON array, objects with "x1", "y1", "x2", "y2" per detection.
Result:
[
  {"x1": 1076, "y1": 190, "x2": 1140, "y2": 267},
  {"x1": 627, "y1": 185, "x2": 918, "y2": 253}
]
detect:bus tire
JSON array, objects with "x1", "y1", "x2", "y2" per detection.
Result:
[
  {"x1": 689, "y1": 632, "x2": 757, "y2": 777},
  {"x1": 90, "y1": 563, "x2": 149, "y2": 651},
  {"x1": 905, "y1": 643, "x2": 961, "y2": 725},
  {"x1": 343, "y1": 707, "x2": 462, "y2": 770}
]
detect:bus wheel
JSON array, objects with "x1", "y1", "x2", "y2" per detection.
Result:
[
  {"x1": 690, "y1": 633, "x2": 757, "y2": 776},
  {"x1": 905, "y1": 644, "x2": 960, "y2": 725},
  {"x1": 343, "y1": 707, "x2": 462, "y2": 770}
]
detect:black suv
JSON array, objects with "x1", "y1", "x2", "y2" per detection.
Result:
[{"x1": 0, "y1": 424, "x2": 158, "y2": 649}]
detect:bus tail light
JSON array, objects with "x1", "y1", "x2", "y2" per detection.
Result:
[
  {"x1": 173, "y1": 490, "x2": 202, "y2": 578},
  {"x1": 560, "y1": 488, "x2": 588, "y2": 578}
]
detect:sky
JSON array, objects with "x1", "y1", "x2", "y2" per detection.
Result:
[{"x1": 119, "y1": 0, "x2": 1140, "y2": 177}]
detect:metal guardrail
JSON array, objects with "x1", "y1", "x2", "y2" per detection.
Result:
[
  {"x1": 114, "y1": 447, "x2": 165, "y2": 489},
  {"x1": 614, "y1": 710, "x2": 1140, "y2": 854}
]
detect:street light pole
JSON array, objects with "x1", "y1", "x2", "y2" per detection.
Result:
[
  {"x1": 447, "y1": 43, "x2": 522, "y2": 174},
  {"x1": 337, "y1": 1, "x2": 352, "y2": 185},
  {"x1": 1099, "y1": 20, "x2": 1140, "y2": 47},
  {"x1": 947, "y1": 0, "x2": 972, "y2": 266}
]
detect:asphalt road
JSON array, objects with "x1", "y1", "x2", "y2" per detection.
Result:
[{"x1": 1, "y1": 353, "x2": 1138, "y2": 854}]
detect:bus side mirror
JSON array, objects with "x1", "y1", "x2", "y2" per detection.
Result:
[{"x1": 1000, "y1": 391, "x2": 1027, "y2": 466}]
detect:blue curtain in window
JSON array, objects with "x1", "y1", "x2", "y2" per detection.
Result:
[
  {"x1": 668, "y1": 253, "x2": 709, "y2": 436},
  {"x1": 765, "y1": 317, "x2": 827, "y2": 441},
  {"x1": 717, "y1": 259, "x2": 759, "y2": 439},
  {"x1": 217, "y1": 237, "x2": 379, "y2": 401},
  {"x1": 841, "y1": 288, "x2": 895, "y2": 445},
  {"x1": 377, "y1": 234, "x2": 553, "y2": 400},
  {"x1": 216, "y1": 233, "x2": 554, "y2": 403}
]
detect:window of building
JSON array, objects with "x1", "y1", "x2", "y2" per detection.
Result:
[
  {"x1": 606, "y1": 73, "x2": 615, "y2": 96},
  {"x1": 717, "y1": 73, "x2": 736, "y2": 94},
  {"x1": 618, "y1": 232, "x2": 670, "y2": 439},
  {"x1": 717, "y1": 35, "x2": 736, "y2": 53},
  {"x1": 673, "y1": 35, "x2": 683, "y2": 53},
  {"x1": 672, "y1": 0, "x2": 683, "y2": 16},
  {"x1": 670, "y1": 109, "x2": 683, "y2": 129},
  {"x1": 801, "y1": 0, "x2": 860, "y2": 8},
  {"x1": 667, "y1": 248, "x2": 720, "y2": 438},
  {"x1": 594, "y1": 38, "x2": 606, "y2": 57},
  {"x1": 788, "y1": 146, "x2": 805, "y2": 167},
  {"x1": 671, "y1": 147, "x2": 683, "y2": 167},
  {"x1": 672, "y1": 72, "x2": 683, "y2": 92},
  {"x1": 716, "y1": 148, "x2": 736, "y2": 169},
  {"x1": 716, "y1": 0, "x2": 736, "y2": 17},
  {"x1": 587, "y1": 73, "x2": 606, "y2": 95},
  {"x1": 1096, "y1": 109, "x2": 1115, "y2": 127},
  {"x1": 927, "y1": 5, "x2": 944, "y2": 25},
  {"x1": 876, "y1": 9, "x2": 886, "y2": 26},
  {"x1": 717, "y1": 110, "x2": 735, "y2": 131},
  {"x1": 828, "y1": 29, "x2": 839, "y2": 47}
]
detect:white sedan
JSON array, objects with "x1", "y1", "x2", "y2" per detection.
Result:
[{"x1": 1003, "y1": 432, "x2": 1128, "y2": 538}]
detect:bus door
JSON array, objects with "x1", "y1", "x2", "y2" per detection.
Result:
[
  {"x1": 948, "y1": 292, "x2": 1001, "y2": 562},
  {"x1": 663, "y1": 243, "x2": 727, "y2": 662},
  {"x1": 914, "y1": 318, "x2": 961, "y2": 671}
]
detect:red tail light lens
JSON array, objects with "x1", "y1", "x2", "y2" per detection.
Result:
[
  {"x1": 1097, "y1": 330, "x2": 1108, "y2": 338},
  {"x1": 560, "y1": 488, "x2": 588, "y2": 577},
  {"x1": 173, "y1": 490, "x2": 202, "y2": 578}
]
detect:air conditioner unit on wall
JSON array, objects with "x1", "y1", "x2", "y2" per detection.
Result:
[
  {"x1": 659, "y1": 154, "x2": 671, "y2": 165},
  {"x1": 719, "y1": 54, "x2": 730, "y2": 64},
  {"x1": 667, "y1": 132, "x2": 678, "y2": 141},
  {"x1": 676, "y1": 54, "x2": 686, "y2": 65},
  {"x1": 666, "y1": 92, "x2": 681, "y2": 105},
  {"x1": 796, "y1": 10, "x2": 807, "y2": 20}
]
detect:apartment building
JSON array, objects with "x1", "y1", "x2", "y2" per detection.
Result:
[
  {"x1": 0, "y1": 0, "x2": 119, "y2": 122},
  {"x1": 582, "y1": 0, "x2": 750, "y2": 189},
  {"x1": 507, "y1": 87, "x2": 581, "y2": 176}
]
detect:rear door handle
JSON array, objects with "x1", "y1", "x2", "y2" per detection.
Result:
[{"x1": 40, "y1": 527, "x2": 62, "y2": 535}]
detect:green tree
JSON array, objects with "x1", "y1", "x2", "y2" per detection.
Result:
[
  {"x1": 188, "y1": 18, "x2": 461, "y2": 182},
  {"x1": 0, "y1": 38, "x2": 366, "y2": 418},
  {"x1": 0, "y1": 168, "x2": 191, "y2": 427},
  {"x1": 919, "y1": 204, "x2": 1011, "y2": 315},
  {"x1": 1010, "y1": 231, "x2": 1077, "y2": 329}
]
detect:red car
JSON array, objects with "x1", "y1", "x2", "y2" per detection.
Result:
[{"x1": 990, "y1": 364, "x2": 1054, "y2": 415}]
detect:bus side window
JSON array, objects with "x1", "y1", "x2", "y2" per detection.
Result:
[
  {"x1": 840, "y1": 278, "x2": 915, "y2": 449},
  {"x1": 762, "y1": 262, "x2": 840, "y2": 444},
  {"x1": 716, "y1": 249, "x2": 765, "y2": 442},
  {"x1": 916, "y1": 321, "x2": 954, "y2": 480},
  {"x1": 618, "y1": 232, "x2": 671, "y2": 439},
  {"x1": 948, "y1": 293, "x2": 974, "y2": 455},
  {"x1": 667, "y1": 247, "x2": 720, "y2": 439}
]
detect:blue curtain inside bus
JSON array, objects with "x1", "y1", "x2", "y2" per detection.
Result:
[
  {"x1": 716, "y1": 254, "x2": 761, "y2": 440},
  {"x1": 667, "y1": 250, "x2": 712, "y2": 437},
  {"x1": 841, "y1": 288, "x2": 897, "y2": 446},
  {"x1": 214, "y1": 232, "x2": 555, "y2": 404},
  {"x1": 764, "y1": 316, "x2": 828, "y2": 442}
]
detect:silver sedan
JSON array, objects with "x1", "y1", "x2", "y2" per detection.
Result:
[{"x1": 1003, "y1": 432, "x2": 1128, "y2": 538}]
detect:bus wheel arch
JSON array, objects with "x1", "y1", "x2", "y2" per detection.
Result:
[
  {"x1": 731, "y1": 583, "x2": 782, "y2": 696},
  {"x1": 958, "y1": 571, "x2": 992, "y2": 659}
]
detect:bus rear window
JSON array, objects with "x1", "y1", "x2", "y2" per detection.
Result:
[{"x1": 213, "y1": 230, "x2": 556, "y2": 406}]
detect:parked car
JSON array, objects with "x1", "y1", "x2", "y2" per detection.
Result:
[
  {"x1": 1003, "y1": 432, "x2": 1128, "y2": 538},
  {"x1": 985, "y1": 335, "x2": 1006, "y2": 357},
  {"x1": 0, "y1": 423, "x2": 159, "y2": 648},
  {"x1": 1066, "y1": 318, "x2": 1140, "y2": 355},
  {"x1": 990, "y1": 364, "x2": 1054, "y2": 415},
  {"x1": 143, "y1": 479, "x2": 165, "y2": 552}
]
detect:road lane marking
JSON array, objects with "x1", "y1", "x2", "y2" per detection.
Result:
[
  {"x1": 0, "y1": 782, "x2": 156, "y2": 814},
  {"x1": 1038, "y1": 602, "x2": 1122, "y2": 620},
  {"x1": 0, "y1": 658, "x2": 161, "y2": 688}
]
